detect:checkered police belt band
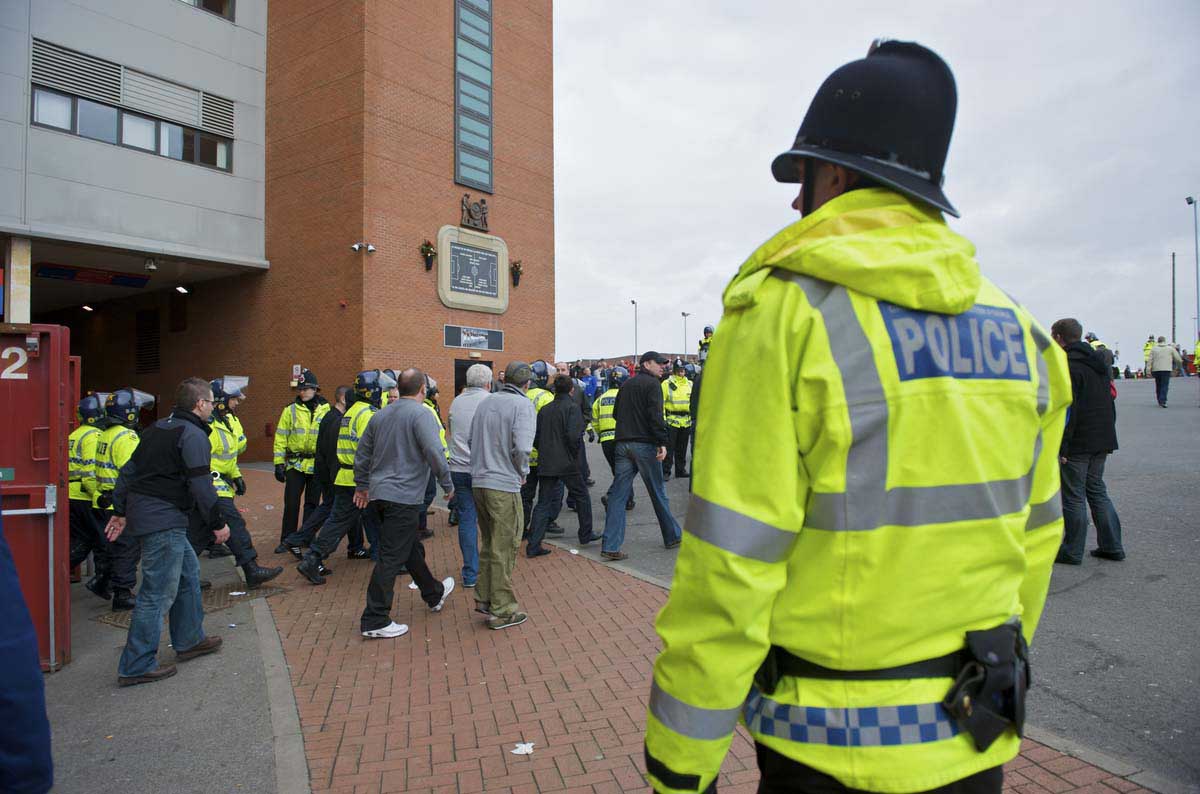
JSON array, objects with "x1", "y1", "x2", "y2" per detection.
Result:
[{"x1": 743, "y1": 688, "x2": 960, "y2": 747}]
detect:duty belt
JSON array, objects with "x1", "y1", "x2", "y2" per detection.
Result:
[
  {"x1": 287, "y1": 452, "x2": 315, "y2": 459},
  {"x1": 754, "y1": 621, "x2": 1029, "y2": 752}
]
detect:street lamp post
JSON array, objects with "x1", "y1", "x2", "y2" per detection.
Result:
[
  {"x1": 1188, "y1": 197, "x2": 1199, "y2": 343},
  {"x1": 631, "y1": 299, "x2": 639, "y2": 359},
  {"x1": 681, "y1": 312, "x2": 691, "y2": 359}
]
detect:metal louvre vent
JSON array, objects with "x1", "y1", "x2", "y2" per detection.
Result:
[
  {"x1": 135, "y1": 309, "x2": 161, "y2": 375},
  {"x1": 123, "y1": 69, "x2": 201, "y2": 127},
  {"x1": 200, "y1": 92, "x2": 234, "y2": 137},
  {"x1": 31, "y1": 39, "x2": 121, "y2": 105}
]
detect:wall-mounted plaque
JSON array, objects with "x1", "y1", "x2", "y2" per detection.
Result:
[
  {"x1": 435, "y1": 225, "x2": 508, "y2": 314},
  {"x1": 448, "y1": 243, "x2": 499, "y2": 298}
]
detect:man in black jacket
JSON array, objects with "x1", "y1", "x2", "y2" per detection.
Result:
[
  {"x1": 1051, "y1": 318, "x2": 1124, "y2": 564},
  {"x1": 527, "y1": 376, "x2": 600, "y2": 556},
  {"x1": 106, "y1": 378, "x2": 230, "y2": 686},
  {"x1": 600, "y1": 352, "x2": 683, "y2": 560}
]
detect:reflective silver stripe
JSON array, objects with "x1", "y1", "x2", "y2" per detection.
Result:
[
  {"x1": 649, "y1": 681, "x2": 741, "y2": 741},
  {"x1": 773, "y1": 270, "x2": 1044, "y2": 533},
  {"x1": 1025, "y1": 492, "x2": 1062, "y2": 530},
  {"x1": 686, "y1": 495, "x2": 796, "y2": 563}
]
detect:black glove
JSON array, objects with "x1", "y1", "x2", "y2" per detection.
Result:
[
  {"x1": 234, "y1": 477, "x2": 247, "y2": 496},
  {"x1": 274, "y1": 464, "x2": 286, "y2": 483},
  {"x1": 586, "y1": 428, "x2": 596, "y2": 443},
  {"x1": 97, "y1": 492, "x2": 112, "y2": 510}
]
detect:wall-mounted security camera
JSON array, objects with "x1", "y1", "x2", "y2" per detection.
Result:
[
  {"x1": 366, "y1": 244, "x2": 376, "y2": 253},
  {"x1": 351, "y1": 242, "x2": 377, "y2": 253}
]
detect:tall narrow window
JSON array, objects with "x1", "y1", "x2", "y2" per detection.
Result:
[{"x1": 454, "y1": 0, "x2": 493, "y2": 193}]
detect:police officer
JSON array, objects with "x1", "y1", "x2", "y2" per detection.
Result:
[
  {"x1": 697, "y1": 325, "x2": 714, "y2": 362},
  {"x1": 272, "y1": 368, "x2": 330, "y2": 552},
  {"x1": 296, "y1": 369, "x2": 395, "y2": 585},
  {"x1": 68, "y1": 394, "x2": 110, "y2": 599},
  {"x1": 190, "y1": 377, "x2": 282, "y2": 588},
  {"x1": 519, "y1": 361, "x2": 555, "y2": 532},
  {"x1": 97, "y1": 388, "x2": 154, "y2": 611},
  {"x1": 593, "y1": 366, "x2": 634, "y2": 512},
  {"x1": 644, "y1": 41, "x2": 1071, "y2": 794},
  {"x1": 661, "y1": 358, "x2": 693, "y2": 480}
]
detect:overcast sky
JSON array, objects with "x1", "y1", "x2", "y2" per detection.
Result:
[{"x1": 551, "y1": 1, "x2": 1200, "y2": 364}]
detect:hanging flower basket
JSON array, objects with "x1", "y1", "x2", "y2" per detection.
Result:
[
  {"x1": 419, "y1": 240, "x2": 436, "y2": 271},
  {"x1": 511, "y1": 259, "x2": 523, "y2": 287}
]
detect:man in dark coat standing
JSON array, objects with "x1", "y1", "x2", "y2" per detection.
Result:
[
  {"x1": 1051, "y1": 318, "x2": 1124, "y2": 564},
  {"x1": 526, "y1": 375, "x2": 599, "y2": 556}
]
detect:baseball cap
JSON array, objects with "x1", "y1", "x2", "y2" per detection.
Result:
[
  {"x1": 505, "y1": 361, "x2": 533, "y2": 386},
  {"x1": 640, "y1": 351, "x2": 670, "y2": 365}
]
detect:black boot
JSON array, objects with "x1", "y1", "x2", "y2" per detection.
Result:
[
  {"x1": 112, "y1": 587, "x2": 136, "y2": 611},
  {"x1": 85, "y1": 573, "x2": 112, "y2": 601},
  {"x1": 297, "y1": 554, "x2": 326, "y2": 585},
  {"x1": 243, "y1": 562, "x2": 283, "y2": 588}
]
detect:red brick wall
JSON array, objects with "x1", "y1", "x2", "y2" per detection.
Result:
[{"x1": 42, "y1": 0, "x2": 553, "y2": 460}]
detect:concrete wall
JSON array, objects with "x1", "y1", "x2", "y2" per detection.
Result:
[{"x1": 0, "y1": 0, "x2": 267, "y2": 267}]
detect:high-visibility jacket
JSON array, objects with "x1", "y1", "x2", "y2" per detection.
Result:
[
  {"x1": 274, "y1": 398, "x2": 330, "y2": 474},
  {"x1": 335, "y1": 400, "x2": 377, "y2": 487},
  {"x1": 227, "y1": 413, "x2": 247, "y2": 457},
  {"x1": 645, "y1": 189, "x2": 1071, "y2": 794},
  {"x1": 210, "y1": 415, "x2": 243, "y2": 498},
  {"x1": 96, "y1": 424, "x2": 140, "y2": 511},
  {"x1": 662, "y1": 375, "x2": 694, "y2": 428},
  {"x1": 697, "y1": 337, "x2": 712, "y2": 361},
  {"x1": 592, "y1": 387, "x2": 619, "y2": 442},
  {"x1": 526, "y1": 387, "x2": 553, "y2": 465},
  {"x1": 1143, "y1": 339, "x2": 1154, "y2": 362},
  {"x1": 68, "y1": 424, "x2": 103, "y2": 503},
  {"x1": 425, "y1": 399, "x2": 450, "y2": 460}
]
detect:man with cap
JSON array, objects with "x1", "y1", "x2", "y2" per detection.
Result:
[
  {"x1": 468, "y1": 361, "x2": 537, "y2": 630},
  {"x1": 643, "y1": 41, "x2": 1069, "y2": 793},
  {"x1": 272, "y1": 368, "x2": 330, "y2": 553},
  {"x1": 600, "y1": 352, "x2": 683, "y2": 561}
]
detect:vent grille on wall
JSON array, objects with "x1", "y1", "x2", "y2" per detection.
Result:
[
  {"x1": 135, "y1": 309, "x2": 161, "y2": 375},
  {"x1": 31, "y1": 39, "x2": 121, "y2": 105},
  {"x1": 32, "y1": 39, "x2": 235, "y2": 139},
  {"x1": 201, "y1": 93, "x2": 234, "y2": 137}
]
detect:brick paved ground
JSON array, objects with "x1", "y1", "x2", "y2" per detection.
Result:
[{"x1": 237, "y1": 471, "x2": 1157, "y2": 794}]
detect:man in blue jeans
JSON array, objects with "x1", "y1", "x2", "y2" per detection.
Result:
[
  {"x1": 602, "y1": 352, "x2": 683, "y2": 560},
  {"x1": 1051, "y1": 318, "x2": 1124, "y2": 564},
  {"x1": 106, "y1": 377, "x2": 229, "y2": 686},
  {"x1": 447, "y1": 364, "x2": 493, "y2": 586}
]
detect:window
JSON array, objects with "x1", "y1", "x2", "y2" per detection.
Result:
[
  {"x1": 177, "y1": 0, "x2": 234, "y2": 22},
  {"x1": 32, "y1": 88, "x2": 72, "y2": 130},
  {"x1": 29, "y1": 86, "x2": 232, "y2": 172},
  {"x1": 122, "y1": 113, "x2": 156, "y2": 151},
  {"x1": 454, "y1": 0, "x2": 493, "y2": 193}
]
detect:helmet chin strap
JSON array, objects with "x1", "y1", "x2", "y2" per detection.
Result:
[{"x1": 801, "y1": 159, "x2": 815, "y2": 217}]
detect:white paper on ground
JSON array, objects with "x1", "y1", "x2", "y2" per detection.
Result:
[{"x1": 511, "y1": 742, "x2": 535, "y2": 755}]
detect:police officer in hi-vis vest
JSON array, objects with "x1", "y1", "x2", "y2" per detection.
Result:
[{"x1": 644, "y1": 40, "x2": 1070, "y2": 794}]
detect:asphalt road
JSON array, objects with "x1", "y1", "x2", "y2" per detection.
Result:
[{"x1": 551, "y1": 376, "x2": 1200, "y2": 786}]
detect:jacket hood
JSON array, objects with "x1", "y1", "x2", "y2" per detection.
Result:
[
  {"x1": 723, "y1": 188, "x2": 981, "y2": 315},
  {"x1": 1065, "y1": 341, "x2": 1108, "y2": 375}
]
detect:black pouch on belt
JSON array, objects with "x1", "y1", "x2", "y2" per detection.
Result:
[{"x1": 942, "y1": 622, "x2": 1030, "y2": 752}]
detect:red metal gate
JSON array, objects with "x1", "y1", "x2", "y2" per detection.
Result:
[{"x1": 0, "y1": 324, "x2": 71, "y2": 670}]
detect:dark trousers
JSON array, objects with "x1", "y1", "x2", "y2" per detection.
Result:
[
  {"x1": 303, "y1": 486, "x2": 378, "y2": 561},
  {"x1": 528, "y1": 471, "x2": 593, "y2": 551},
  {"x1": 577, "y1": 435, "x2": 591, "y2": 481},
  {"x1": 1152, "y1": 370, "x2": 1172, "y2": 405},
  {"x1": 754, "y1": 742, "x2": 1002, "y2": 793},
  {"x1": 419, "y1": 472, "x2": 437, "y2": 533},
  {"x1": 360, "y1": 501, "x2": 444, "y2": 632},
  {"x1": 280, "y1": 467, "x2": 319, "y2": 542},
  {"x1": 664, "y1": 424, "x2": 692, "y2": 476},
  {"x1": 520, "y1": 465, "x2": 540, "y2": 530},
  {"x1": 601, "y1": 440, "x2": 616, "y2": 473},
  {"x1": 108, "y1": 524, "x2": 141, "y2": 590},
  {"x1": 289, "y1": 482, "x2": 364, "y2": 551},
  {"x1": 69, "y1": 499, "x2": 109, "y2": 574},
  {"x1": 187, "y1": 497, "x2": 258, "y2": 566},
  {"x1": 1059, "y1": 452, "x2": 1123, "y2": 562}
]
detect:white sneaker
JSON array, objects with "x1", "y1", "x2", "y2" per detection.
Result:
[
  {"x1": 430, "y1": 577, "x2": 455, "y2": 612},
  {"x1": 362, "y1": 622, "x2": 409, "y2": 639}
]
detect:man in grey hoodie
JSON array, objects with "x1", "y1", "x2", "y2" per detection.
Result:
[
  {"x1": 469, "y1": 361, "x2": 537, "y2": 630},
  {"x1": 354, "y1": 368, "x2": 455, "y2": 639}
]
